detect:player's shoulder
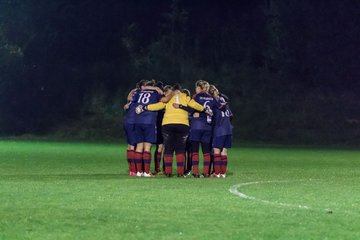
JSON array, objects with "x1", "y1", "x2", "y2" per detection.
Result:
[
  {"x1": 201, "y1": 92, "x2": 214, "y2": 100},
  {"x1": 192, "y1": 93, "x2": 199, "y2": 99},
  {"x1": 141, "y1": 89, "x2": 156, "y2": 93},
  {"x1": 219, "y1": 96, "x2": 227, "y2": 104}
]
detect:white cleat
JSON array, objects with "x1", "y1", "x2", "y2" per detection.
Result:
[
  {"x1": 143, "y1": 172, "x2": 153, "y2": 177},
  {"x1": 220, "y1": 174, "x2": 226, "y2": 178},
  {"x1": 210, "y1": 173, "x2": 221, "y2": 178},
  {"x1": 136, "y1": 172, "x2": 143, "y2": 177}
]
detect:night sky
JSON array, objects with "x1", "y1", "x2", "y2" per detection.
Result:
[{"x1": 1, "y1": 0, "x2": 360, "y2": 143}]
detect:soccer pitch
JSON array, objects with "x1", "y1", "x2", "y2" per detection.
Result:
[{"x1": 1, "y1": 140, "x2": 360, "y2": 239}]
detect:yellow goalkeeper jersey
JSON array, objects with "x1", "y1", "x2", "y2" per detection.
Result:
[{"x1": 147, "y1": 91, "x2": 204, "y2": 126}]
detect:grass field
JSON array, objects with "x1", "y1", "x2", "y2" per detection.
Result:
[{"x1": 1, "y1": 140, "x2": 360, "y2": 239}]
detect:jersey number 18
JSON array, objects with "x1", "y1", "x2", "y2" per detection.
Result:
[{"x1": 138, "y1": 92, "x2": 151, "y2": 104}]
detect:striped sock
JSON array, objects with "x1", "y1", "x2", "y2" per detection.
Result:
[
  {"x1": 143, "y1": 151, "x2": 151, "y2": 174},
  {"x1": 203, "y1": 153, "x2": 211, "y2": 175},
  {"x1": 192, "y1": 152, "x2": 199, "y2": 175},
  {"x1": 221, "y1": 155, "x2": 228, "y2": 174},
  {"x1": 214, "y1": 154, "x2": 222, "y2": 174},
  {"x1": 176, "y1": 153, "x2": 185, "y2": 175},
  {"x1": 134, "y1": 151, "x2": 143, "y2": 172},
  {"x1": 126, "y1": 150, "x2": 131, "y2": 172},
  {"x1": 129, "y1": 150, "x2": 136, "y2": 173},
  {"x1": 154, "y1": 151, "x2": 162, "y2": 172},
  {"x1": 164, "y1": 154, "x2": 173, "y2": 175}
]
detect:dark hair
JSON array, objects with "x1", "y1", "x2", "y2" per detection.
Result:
[
  {"x1": 155, "y1": 81, "x2": 164, "y2": 90},
  {"x1": 172, "y1": 83, "x2": 182, "y2": 91},
  {"x1": 208, "y1": 84, "x2": 218, "y2": 97},
  {"x1": 145, "y1": 79, "x2": 155, "y2": 86},
  {"x1": 181, "y1": 88, "x2": 190, "y2": 97},
  {"x1": 136, "y1": 79, "x2": 148, "y2": 89}
]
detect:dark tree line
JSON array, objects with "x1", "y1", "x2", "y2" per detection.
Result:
[{"x1": 1, "y1": 0, "x2": 360, "y2": 144}]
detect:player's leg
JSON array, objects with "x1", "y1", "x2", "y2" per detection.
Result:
[
  {"x1": 124, "y1": 123, "x2": 137, "y2": 176},
  {"x1": 154, "y1": 144, "x2": 163, "y2": 174},
  {"x1": 174, "y1": 124, "x2": 189, "y2": 177},
  {"x1": 220, "y1": 135, "x2": 232, "y2": 177},
  {"x1": 154, "y1": 122, "x2": 164, "y2": 174},
  {"x1": 211, "y1": 147, "x2": 222, "y2": 177},
  {"x1": 200, "y1": 130, "x2": 212, "y2": 177},
  {"x1": 134, "y1": 124, "x2": 145, "y2": 176},
  {"x1": 127, "y1": 144, "x2": 136, "y2": 176},
  {"x1": 200, "y1": 142, "x2": 211, "y2": 177},
  {"x1": 220, "y1": 148, "x2": 228, "y2": 177},
  {"x1": 189, "y1": 129, "x2": 201, "y2": 177},
  {"x1": 184, "y1": 139, "x2": 192, "y2": 175},
  {"x1": 162, "y1": 124, "x2": 175, "y2": 176},
  {"x1": 190, "y1": 141, "x2": 200, "y2": 177},
  {"x1": 142, "y1": 142, "x2": 152, "y2": 176},
  {"x1": 211, "y1": 135, "x2": 226, "y2": 177},
  {"x1": 142, "y1": 124, "x2": 156, "y2": 177},
  {"x1": 135, "y1": 142, "x2": 144, "y2": 176}
]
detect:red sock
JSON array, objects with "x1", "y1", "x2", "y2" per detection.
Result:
[
  {"x1": 164, "y1": 154, "x2": 173, "y2": 175},
  {"x1": 128, "y1": 150, "x2": 136, "y2": 173},
  {"x1": 176, "y1": 153, "x2": 185, "y2": 175},
  {"x1": 221, "y1": 155, "x2": 228, "y2": 174},
  {"x1": 203, "y1": 153, "x2": 211, "y2": 175},
  {"x1": 134, "y1": 151, "x2": 143, "y2": 172},
  {"x1": 214, "y1": 154, "x2": 221, "y2": 174},
  {"x1": 154, "y1": 151, "x2": 162, "y2": 172},
  {"x1": 192, "y1": 152, "x2": 199, "y2": 174},
  {"x1": 143, "y1": 151, "x2": 151, "y2": 174},
  {"x1": 126, "y1": 150, "x2": 131, "y2": 172}
]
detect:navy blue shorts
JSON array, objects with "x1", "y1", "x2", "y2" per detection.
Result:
[
  {"x1": 134, "y1": 124, "x2": 157, "y2": 144},
  {"x1": 212, "y1": 135, "x2": 232, "y2": 149},
  {"x1": 190, "y1": 129, "x2": 212, "y2": 143},
  {"x1": 123, "y1": 123, "x2": 137, "y2": 145}
]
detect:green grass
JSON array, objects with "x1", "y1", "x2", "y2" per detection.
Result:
[{"x1": 1, "y1": 140, "x2": 360, "y2": 239}]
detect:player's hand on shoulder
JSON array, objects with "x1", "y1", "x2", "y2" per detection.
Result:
[{"x1": 193, "y1": 112, "x2": 200, "y2": 118}]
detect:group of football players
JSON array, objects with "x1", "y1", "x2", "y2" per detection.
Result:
[{"x1": 123, "y1": 79, "x2": 233, "y2": 178}]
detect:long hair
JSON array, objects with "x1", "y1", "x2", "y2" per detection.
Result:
[{"x1": 195, "y1": 80, "x2": 210, "y2": 93}]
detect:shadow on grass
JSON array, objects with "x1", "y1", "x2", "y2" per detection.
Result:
[
  {"x1": 0, "y1": 172, "x2": 235, "y2": 181},
  {"x1": 0, "y1": 173, "x2": 127, "y2": 181}
]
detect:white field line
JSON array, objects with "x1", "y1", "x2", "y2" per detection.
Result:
[
  {"x1": 229, "y1": 180, "x2": 315, "y2": 210},
  {"x1": 229, "y1": 180, "x2": 359, "y2": 215}
]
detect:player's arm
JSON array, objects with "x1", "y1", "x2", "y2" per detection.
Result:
[
  {"x1": 173, "y1": 101, "x2": 213, "y2": 116},
  {"x1": 135, "y1": 102, "x2": 165, "y2": 114},
  {"x1": 172, "y1": 96, "x2": 207, "y2": 112},
  {"x1": 123, "y1": 102, "x2": 131, "y2": 110},
  {"x1": 172, "y1": 103, "x2": 196, "y2": 113},
  {"x1": 147, "y1": 102, "x2": 166, "y2": 111},
  {"x1": 187, "y1": 97, "x2": 204, "y2": 112},
  {"x1": 127, "y1": 88, "x2": 137, "y2": 102}
]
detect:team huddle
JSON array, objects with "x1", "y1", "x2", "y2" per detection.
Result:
[{"x1": 123, "y1": 79, "x2": 233, "y2": 178}]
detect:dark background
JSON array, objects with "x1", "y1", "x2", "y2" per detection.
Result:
[{"x1": 1, "y1": 0, "x2": 360, "y2": 144}]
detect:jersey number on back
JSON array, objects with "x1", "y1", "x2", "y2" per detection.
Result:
[
  {"x1": 222, "y1": 109, "x2": 231, "y2": 117},
  {"x1": 138, "y1": 93, "x2": 151, "y2": 104}
]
